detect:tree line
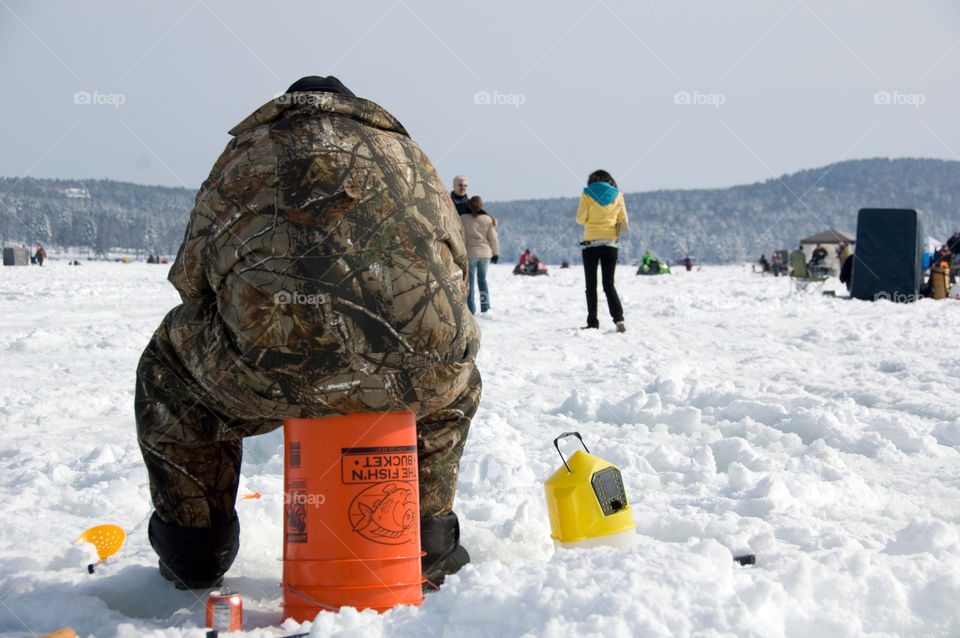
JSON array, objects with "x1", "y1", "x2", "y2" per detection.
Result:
[
  {"x1": 487, "y1": 157, "x2": 960, "y2": 265},
  {"x1": 3, "y1": 158, "x2": 959, "y2": 264},
  {"x1": 0, "y1": 178, "x2": 191, "y2": 258}
]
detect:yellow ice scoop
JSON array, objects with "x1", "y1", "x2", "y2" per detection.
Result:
[{"x1": 77, "y1": 524, "x2": 125, "y2": 573}]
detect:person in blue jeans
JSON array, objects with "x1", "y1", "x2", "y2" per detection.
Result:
[
  {"x1": 576, "y1": 170, "x2": 628, "y2": 332},
  {"x1": 460, "y1": 196, "x2": 499, "y2": 314}
]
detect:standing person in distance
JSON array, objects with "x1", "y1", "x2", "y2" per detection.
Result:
[
  {"x1": 450, "y1": 175, "x2": 497, "y2": 225},
  {"x1": 576, "y1": 169, "x2": 627, "y2": 332},
  {"x1": 460, "y1": 195, "x2": 499, "y2": 314},
  {"x1": 450, "y1": 175, "x2": 470, "y2": 215}
]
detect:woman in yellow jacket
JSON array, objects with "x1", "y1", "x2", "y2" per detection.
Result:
[{"x1": 576, "y1": 169, "x2": 627, "y2": 332}]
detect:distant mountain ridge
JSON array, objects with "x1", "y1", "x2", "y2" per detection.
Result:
[
  {"x1": 486, "y1": 157, "x2": 960, "y2": 265},
  {"x1": 2, "y1": 157, "x2": 958, "y2": 263}
]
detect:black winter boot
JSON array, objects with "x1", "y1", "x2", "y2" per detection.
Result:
[
  {"x1": 421, "y1": 512, "x2": 470, "y2": 590},
  {"x1": 149, "y1": 512, "x2": 240, "y2": 590}
]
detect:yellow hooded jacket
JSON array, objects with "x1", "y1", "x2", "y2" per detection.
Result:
[{"x1": 576, "y1": 183, "x2": 627, "y2": 242}]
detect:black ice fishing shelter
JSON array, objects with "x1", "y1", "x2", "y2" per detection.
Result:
[{"x1": 850, "y1": 208, "x2": 924, "y2": 302}]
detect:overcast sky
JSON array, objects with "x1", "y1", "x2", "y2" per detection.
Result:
[{"x1": 2, "y1": 0, "x2": 958, "y2": 201}]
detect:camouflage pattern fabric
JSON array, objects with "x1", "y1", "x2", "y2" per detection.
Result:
[{"x1": 136, "y1": 92, "x2": 481, "y2": 528}]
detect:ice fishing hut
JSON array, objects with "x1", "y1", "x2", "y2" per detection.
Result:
[
  {"x1": 2, "y1": 247, "x2": 30, "y2": 266},
  {"x1": 850, "y1": 208, "x2": 924, "y2": 302}
]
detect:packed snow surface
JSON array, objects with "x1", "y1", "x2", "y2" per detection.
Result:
[{"x1": 2, "y1": 261, "x2": 960, "y2": 638}]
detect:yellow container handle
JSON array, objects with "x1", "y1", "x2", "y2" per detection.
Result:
[{"x1": 553, "y1": 432, "x2": 590, "y2": 473}]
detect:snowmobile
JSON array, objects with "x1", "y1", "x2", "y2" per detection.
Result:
[
  {"x1": 513, "y1": 257, "x2": 549, "y2": 276},
  {"x1": 636, "y1": 256, "x2": 670, "y2": 275}
]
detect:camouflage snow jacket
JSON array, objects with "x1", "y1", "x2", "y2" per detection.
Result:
[{"x1": 164, "y1": 92, "x2": 479, "y2": 420}]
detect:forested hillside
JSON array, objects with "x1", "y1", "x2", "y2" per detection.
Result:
[
  {"x1": 3, "y1": 158, "x2": 958, "y2": 264},
  {"x1": 488, "y1": 158, "x2": 960, "y2": 265},
  {"x1": 0, "y1": 178, "x2": 193, "y2": 257}
]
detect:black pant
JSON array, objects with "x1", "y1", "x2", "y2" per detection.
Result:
[{"x1": 582, "y1": 245, "x2": 623, "y2": 327}]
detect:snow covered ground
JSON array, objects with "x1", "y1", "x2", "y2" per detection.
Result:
[{"x1": 2, "y1": 260, "x2": 960, "y2": 638}]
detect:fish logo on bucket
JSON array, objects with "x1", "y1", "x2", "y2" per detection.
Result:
[{"x1": 349, "y1": 482, "x2": 418, "y2": 545}]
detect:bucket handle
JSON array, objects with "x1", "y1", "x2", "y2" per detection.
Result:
[
  {"x1": 282, "y1": 582, "x2": 340, "y2": 612},
  {"x1": 553, "y1": 432, "x2": 590, "y2": 473}
]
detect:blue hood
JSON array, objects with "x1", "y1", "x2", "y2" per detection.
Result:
[{"x1": 583, "y1": 182, "x2": 619, "y2": 206}]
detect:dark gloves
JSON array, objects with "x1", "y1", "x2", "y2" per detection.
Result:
[{"x1": 491, "y1": 255, "x2": 499, "y2": 264}]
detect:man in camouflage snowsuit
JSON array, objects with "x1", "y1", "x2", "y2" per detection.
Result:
[{"x1": 136, "y1": 76, "x2": 480, "y2": 589}]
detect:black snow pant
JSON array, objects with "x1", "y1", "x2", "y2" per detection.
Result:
[{"x1": 582, "y1": 245, "x2": 624, "y2": 328}]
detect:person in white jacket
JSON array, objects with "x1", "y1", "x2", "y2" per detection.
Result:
[{"x1": 460, "y1": 196, "x2": 500, "y2": 314}]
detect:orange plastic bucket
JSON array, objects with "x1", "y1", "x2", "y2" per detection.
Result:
[{"x1": 281, "y1": 412, "x2": 423, "y2": 621}]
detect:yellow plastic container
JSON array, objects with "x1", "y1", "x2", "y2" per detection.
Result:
[{"x1": 544, "y1": 432, "x2": 636, "y2": 548}]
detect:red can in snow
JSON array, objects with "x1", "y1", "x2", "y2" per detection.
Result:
[{"x1": 206, "y1": 589, "x2": 242, "y2": 632}]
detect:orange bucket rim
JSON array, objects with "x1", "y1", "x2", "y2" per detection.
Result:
[
  {"x1": 283, "y1": 412, "x2": 415, "y2": 427},
  {"x1": 284, "y1": 553, "x2": 425, "y2": 565},
  {"x1": 282, "y1": 581, "x2": 424, "y2": 614},
  {"x1": 285, "y1": 580, "x2": 425, "y2": 592},
  {"x1": 283, "y1": 603, "x2": 419, "y2": 613}
]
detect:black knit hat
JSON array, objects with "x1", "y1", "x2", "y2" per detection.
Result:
[{"x1": 284, "y1": 75, "x2": 355, "y2": 97}]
